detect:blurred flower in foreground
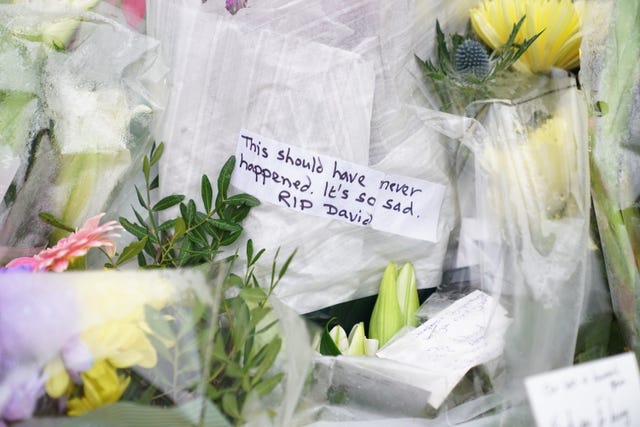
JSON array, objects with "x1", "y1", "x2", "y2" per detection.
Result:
[
  {"x1": 5, "y1": 213, "x2": 120, "y2": 272},
  {"x1": 369, "y1": 262, "x2": 419, "y2": 347},
  {"x1": 66, "y1": 360, "x2": 131, "y2": 416},
  {"x1": 470, "y1": 0, "x2": 582, "y2": 73},
  {"x1": 481, "y1": 116, "x2": 573, "y2": 219}
]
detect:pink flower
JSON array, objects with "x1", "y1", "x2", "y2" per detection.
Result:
[
  {"x1": 122, "y1": 0, "x2": 146, "y2": 28},
  {"x1": 5, "y1": 214, "x2": 121, "y2": 273}
]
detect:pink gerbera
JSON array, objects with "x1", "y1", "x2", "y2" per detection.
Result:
[{"x1": 5, "y1": 214, "x2": 121, "y2": 273}]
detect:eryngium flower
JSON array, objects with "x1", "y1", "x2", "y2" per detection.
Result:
[
  {"x1": 455, "y1": 39, "x2": 491, "y2": 79},
  {"x1": 470, "y1": 0, "x2": 582, "y2": 73}
]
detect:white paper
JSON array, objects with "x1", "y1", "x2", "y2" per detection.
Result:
[
  {"x1": 525, "y1": 352, "x2": 640, "y2": 427},
  {"x1": 376, "y1": 290, "x2": 511, "y2": 408},
  {"x1": 232, "y1": 129, "x2": 445, "y2": 242}
]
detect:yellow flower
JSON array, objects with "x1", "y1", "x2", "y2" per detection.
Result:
[
  {"x1": 66, "y1": 360, "x2": 130, "y2": 416},
  {"x1": 80, "y1": 320, "x2": 157, "y2": 369},
  {"x1": 481, "y1": 116, "x2": 573, "y2": 219},
  {"x1": 470, "y1": 0, "x2": 582, "y2": 73}
]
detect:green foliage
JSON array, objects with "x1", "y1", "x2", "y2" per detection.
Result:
[
  {"x1": 319, "y1": 318, "x2": 342, "y2": 356},
  {"x1": 416, "y1": 17, "x2": 542, "y2": 113},
  {"x1": 116, "y1": 142, "x2": 260, "y2": 268},
  {"x1": 130, "y1": 243, "x2": 296, "y2": 425}
]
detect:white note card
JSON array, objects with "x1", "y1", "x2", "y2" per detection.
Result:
[
  {"x1": 231, "y1": 129, "x2": 446, "y2": 242},
  {"x1": 376, "y1": 290, "x2": 511, "y2": 409},
  {"x1": 525, "y1": 352, "x2": 640, "y2": 427}
]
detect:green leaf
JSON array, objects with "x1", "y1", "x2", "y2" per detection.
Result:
[
  {"x1": 252, "y1": 338, "x2": 281, "y2": 383},
  {"x1": 152, "y1": 195, "x2": 186, "y2": 212},
  {"x1": 219, "y1": 230, "x2": 242, "y2": 246},
  {"x1": 119, "y1": 217, "x2": 148, "y2": 240},
  {"x1": 210, "y1": 218, "x2": 242, "y2": 233},
  {"x1": 218, "y1": 156, "x2": 235, "y2": 201},
  {"x1": 224, "y1": 273, "x2": 244, "y2": 289},
  {"x1": 149, "y1": 142, "x2": 164, "y2": 166},
  {"x1": 174, "y1": 217, "x2": 186, "y2": 238},
  {"x1": 221, "y1": 392, "x2": 242, "y2": 421},
  {"x1": 144, "y1": 305, "x2": 175, "y2": 342},
  {"x1": 249, "y1": 307, "x2": 272, "y2": 329},
  {"x1": 277, "y1": 249, "x2": 297, "y2": 281},
  {"x1": 149, "y1": 175, "x2": 159, "y2": 190},
  {"x1": 143, "y1": 156, "x2": 151, "y2": 182},
  {"x1": 132, "y1": 209, "x2": 147, "y2": 230},
  {"x1": 135, "y1": 185, "x2": 148, "y2": 209},
  {"x1": 246, "y1": 239, "x2": 254, "y2": 263},
  {"x1": 224, "y1": 194, "x2": 260, "y2": 207},
  {"x1": 239, "y1": 287, "x2": 269, "y2": 304},
  {"x1": 187, "y1": 230, "x2": 208, "y2": 247},
  {"x1": 202, "y1": 175, "x2": 213, "y2": 213},
  {"x1": 38, "y1": 212, "x2": 75, "y2": 233},
  {"x1": 156, "y1": 218, "x2": 177, "y2": 233},
  {"x1": 116, "y1": 237, "x2": 148, "y2": 266},
  {"x1": 319, "y1": 318, "x2": 342, "y2": 356},
  {"x1": 253, "y1": 373, "x2": 284, "y2": 397}
]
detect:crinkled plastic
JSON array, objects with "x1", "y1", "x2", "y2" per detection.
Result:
[
  {"x1": 0, "y1": 269, "x2": 313, "y2": 426},
  {"x1": 580, "y1": 0, "x2": 640, "y2": 358},
  {"x1": 146, "y1": 0, "x2": 473, "y2": 314},
  {"x1": 453, "y1": 75, "x2": 595, "y2": 423},
  {"x1": 293, "y1": 75, "x2": 602, "y2": 426},
  {"x1": 0, "y1": 4, "x2": 164, "y2": 250}
]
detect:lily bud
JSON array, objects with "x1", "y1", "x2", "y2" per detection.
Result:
[
  {"x1": 369, "y1": 262, "x2": 419, "y2": 346},
  {"x1": 328, "y1": 324, "x2": 349, "y2": 354},
  {"x1": 328, "y1": 322, "x2": 378, "y2": 356},
  {"x1": 396, "y1": 262, "x2": 419, "y2": 328},
  {"x1": 368, "y1": 262, "x2": 404, "y2": 346}
]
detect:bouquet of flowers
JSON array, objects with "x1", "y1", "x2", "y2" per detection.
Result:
[{"x1": 1, "y1": 0, "x2": 639, "y2": 426}]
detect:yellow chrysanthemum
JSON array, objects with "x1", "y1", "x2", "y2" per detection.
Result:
[
  {"x1": 66, "y1": 360, "x2": 130, "y2": 416},
  {"x1": 482, "y1": 116, "x2": 573, "y2": 218},
  {"x1": 470, "y1": 0, "x2": 583, "y2": 73}
]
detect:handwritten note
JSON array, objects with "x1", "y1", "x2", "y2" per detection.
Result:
[
  {"x1": 525, "y1": 352, "x2": 640, "y2": 427},
  {"x1": 376, "y1": 290, "x2": 511, "y2": 408},
  {"x1": 231, "y1": 129, "x2": 446, "y2": 242}
]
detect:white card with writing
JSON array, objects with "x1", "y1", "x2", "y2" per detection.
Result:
[
  {"x1": 525, "y1": 352, "x2": 640, "y2": 427},
  {"x1": 376, "y1": 290, "x2": 511, "y2": 409},
  {"x1": 231, "y1": 129, "x2": 445, "y2": 242}
]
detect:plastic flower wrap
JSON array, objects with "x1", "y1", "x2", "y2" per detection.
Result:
[
  {"x1": 145, "y1": 0, "x2": 460, "y2": 316},
  {"x1": 0, "y1": 265, "x2": 312, "y2": 426},
  {"x1": 580, "y1": 0, "x2": 640, "y2": 357},
  {"x1": 0, "y1": 2, "x2": 163, "y2": 249}
]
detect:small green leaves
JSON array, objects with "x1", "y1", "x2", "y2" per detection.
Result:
[{"x1": 118, "y1": 143, "x2": 259, "y2": 268}]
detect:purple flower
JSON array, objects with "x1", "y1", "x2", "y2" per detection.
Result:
[
  {"x1": 1, "y1": 374, "x2": 45, "y2": 422},
  {"x1": 226, "y1": 0, "x2": 248, "y2": 15}
]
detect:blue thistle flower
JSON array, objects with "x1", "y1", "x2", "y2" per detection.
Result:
[{"x1": 455, "y1": 39, "x2": 490, "y2": 79}]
